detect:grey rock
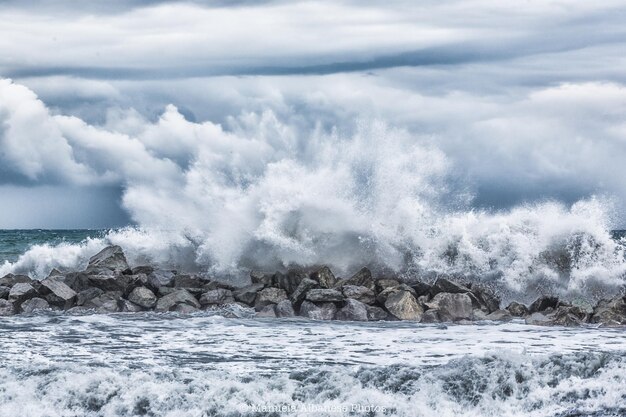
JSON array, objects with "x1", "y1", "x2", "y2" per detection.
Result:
[
  {"x1": 84, "y1": 292, "x2": 122, "y2": 313},
  {"x1": 289, "y1": 278, "x2": 318, "y2": 305},
  {"x1": 343, "y1": 267, "x2": 375, "y2": 290},
  {"x1": 385, "y1": 290, "x2": 423, "y2": 321},
  {"x1": 0, "y1": 299, "x2": 15, "y2": 316},
  {"x1": 200, "y1": 289, "x2": 234, "y2": 306},
  {"x1": 275, "y1": 300, "x2": 295, "y2": 317},
  {"x1": 591, "y1": 296, "x2": 626, "y2": 326},
  {"x1": 506, "y1": 302, "x2": 529, "y2": 317},
  {"x1": 551, "y1": 306, "x2": 586, "y2": 326},
  {"x1": 147, "y1": 270, "x2": 176, "y2": 289},
  {"x1": 61, "y1": 272, "x2": 91, "y2": 292},
  {"x1": 250, "y1": 270, "x2": 272, "y2": 286},
  {"x1": 274, "y1": 271, "x2": 305, "y2": 295},
  {"x1": 257, "y1": 304, "x2": 277, "y2": 318},
  {"x1": 255, "y1": 288, "x2": 288, "y2": 310},
  {"x1": 365, "y1": 305, "x2": 389, "y2": 321},
  {"x1": 376, "y1": 284, "x2": 415, "y2": 305},
  {"x1": 299, "y1": 301, "x2": 336, "y2": 320},
  {"x1": 485, "y1": 309, "x2": 512, "y2": 321},
  {"x1": 421, "y1": 309, "x2": 441, "y2": 323},
  {"x1": 525, "y1": 312, "x2": 555, "y2": 326},
  {"x1": 120, "y1": 299, "x2": 144, "y2": 312},
  {"x1": 87, "y1": 245, "x2": 129, "y2": 272},
  {"x1": 528, "y1": 296, "x2": 559, "y2": 314},
  {"x1": 472, "y1": 309, "x2": 489, "y2": 321},
  {"x1": 336, "y1": 299, "x2": 368, "y2": 321},
  {"x1": 173, "y1": 303, "x2": 199, "y2": 314},
  {"x1": 88, "y1": 273, "x2": 131, "y2": 293},
  {"x1": 0, "y1": 274, "x2": 32, "y2": 287},
  {"x1": 411, "y1": 281, "x2": 432, "y2": 297},
  {"x1": 0, "y1": 285, "x2": 10, "y2": 299},
  {"x1": 306, "y1": 288, "x2": 344, "y2": 303},
  {"x1": 431, "y1": 277, "x2": 471, "y2": 295},
  {"x1": 76, "y1": 287, "x2": 104, "y2": 306},
  {"x1": 20, "y1": 297, "x2": 50, "y2": 313},
  {"x1": 155, "y1": 289, "x2": 200, "y2": 312},
  {"x1": 426, "y1": 292, "x2": 472, "y2": 321},
  {"x1": 8, "y1": 282, "x2": 37, "y2": 306},
  {"x1": 131, "y1": 266, "x2": 154, "y2": 275},
  {"x1": 233, "y1": 283, "x2": 264, "y2": 305},
  {"x1": 174, "y1": 274, "x2": 205, "y2": 289},
  {"x1": 375, "y1": 279, "x2": 401, "y2": 293},
  {"x1": 310, "y1": 266, "x2": 336, "y2": 289},
  {"x1": 157, "y1": 286, "x2": 177, "y2": 297},
  {"x1": 342, "y1": 285, "x2": 375, "y2": 305},
  {"x1": 128, "y1": 286, "x2": 157, "y2": 309},
  {"x1": 40, "y1": 278, "x2": 77, "y2": 309},
  {"x1": 469, "y1": 284, "x2": 501, "y2": 313}
]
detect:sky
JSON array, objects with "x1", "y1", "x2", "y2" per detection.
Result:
[{"x1": 1, "y1": 0, "x2": 626, "y2": 228}]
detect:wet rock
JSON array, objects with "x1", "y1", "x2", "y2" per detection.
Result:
[
  {"x1": 155, "y1": 289, "x2": 200, "y2": 312},
  {"x1": 174, "y1": 274, "x2": 205, "y2": 289},
  {"x1": 276, "y1": 300, "x2": 295, "y2": 317},
  {"x1": 274, "y1": 271, "x2": 305, "y2": 295},
  {"x1": 120, "y1": 299, "x2": 144, "y2": 312},
  {"x1": 469, "y1": 284, "x2": 501, "y2": 313},
  {"x1": 299, "y1": 301, "x2": 336, "y2": 320},
  {"x1": 290, "y1": 278, "x2": 319, "y2": 306},
  {"x1": 0, "y1": 274, "x2": 32, "y2": 287},
  {"x1": 0, "y1": 299, "x2": 15, "y2": 316},
  {"x1": 128, "y1": 286, "x2": 157, "y2": 309},
  {"x1": 0, "y1": 286, "x2": 10, "y2": 299},
  {"x1": 147, "y1": 270, "x2": 176, "y2": 289},
  {"x1": 506, "y1": 302, "x2": 529, "y2": 317},
  {"x1": 8, "y1": 282, "x2": 37, "y2": 306},
  {"x1": 365, "y1": 305, "x2": 389, "y2": 321},
  {"x1": 250, "y1": 270, "x2": 272, "y2": 286},
  {"x1": 84, "y1": 292, "x2": 122, "y2": 313},
  {"x1": 310, "y1": 266, "x2": 336, "y2": 289},
  {"x1": 20, "y1": 297, "x2": 50, "y2": 313},
  {"x1": 426, "y1": 292, "x2": 472, "y2": 321},
  {"x1": 384, "y1": 290, "x2": 423, "y2": 321},
  {"x1": 255, "y1": 288, "x2": 288, "y2": 310},
  {"x1": 336, "y1": 299, "x2": 368, "y2": 321},
  {"x1": 60, "y1": 272, "x2": 91, "y2": 292},
  {"x1": 342, "y1": 267, "x2": 375, "y2": 291},
  {"x1": 421, "y1": 309, "x2": 441, "y2": 323},
  {"x1": 200, "y1": 289, "x2": 234, "y2": 306},
  {"x1": 173, "y1": 303, "x2": 199, "y2": 314},
  {"x1": 88, "y1": 273, "x2": 131, "y2": 293},
  {"x1": 87, "y1": 245, "x2": 129, "y2": 272},
  {"x1": 376, "y1": 284, "x2": 415, "y2": 305},
  {"x1": 306, "y1": 288, "x2": 344, "y2": 303},
  {"x1": 375, "y1": 279, "x2": 400, "y2": 293},
  {"x1": 39, "y1": 277, "x2": 77, "y2": 309},
  {"x1": 528, "y1": 296, "x2": 559, "y2": 314},
  {"x1": 342, "y1": 285, "x2": 375, "y2": 305},
  {"x1": 76, "y1": 287, "x2": 104, "y2": 306},
  {"x1": 257, "y1": 304, "x2": 277, "y2": 318},
  {"x1": 485, "y1": 309, "x2": 512, "y2": 321},
  {"x1": 525, "y1": 312, "x2": 554, "y2": 326},
  {"x1": 550, "y1": 306, "x2": 586, "y2": 326},
  {"x1": 590, "y1": 295, "x2": 626, "y2": 326},
  {"x1": 431, "y1": 277, "x2": 471, "y2": 295},
  {"x1": 411, "y1": 281, "x2": 432, "y2": 297},
  {"x1": 233, "y1": 283, "x2": 264, "y2": 305}
]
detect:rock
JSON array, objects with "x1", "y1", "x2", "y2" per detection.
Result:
[
  {"x1": 571, "y1": 298, "x2": 594, "y2": 315},
  {"x1": 0, "y1": 286, "x2": 10, "y2": 299},
  {"x1": 174, "y1": 274, "x2": 205, "y2": 289},
  {"x1": 506, "y1": 302, "x2": 529, "y2": 317},
  {"x1": 342, "y1": 285, "x2": 375, "y2": 305},
  {"x1": 421, "y1": 309, "x2": 441, "y2": 323},
  {"x1": 550, "y1": 306, "x2": 587, "y2": 326},
  {"x1": 275, "y1": 300, "x2": 295, "y2": 317},
  {"x1": 155, "y1": 289, "x2": 200, "y2": 312},
  {"x1": 310, "y1": 266, "x2": 336, "y2": 289},
  {"x1": 8, "y1": 282, "x2": 37, "y2": 306},
  {"x1": 411, "y1": 281, "x2": 432, "y2": 297},
  {"x1": 254, "y1": 288, "x2": 288, "y2": 311},
  {"x1": 485, "y1": 309, "x2": 512, "y2": 321},
  {"x1": 274, "y1": 271, "x2": 305, "y2": 295},
  {"x1": 336, "y1": 299, "x2": 368, "y2": 321},
  {"x1": 147, "y1": 270, "x2": 176, "y2": 289},
  {"x1": 157, "y1": 286, "x2": 177, "y2": 297},
  {"x1": 431, "y1": 277, "x2": 471, "y2": 295},
  {"x1": 39, "y1": 278, "x2": 77, "y2": 309},
  {"x1": 365, "y1": 305, "x2": 389, "y2": 321},
  {"x1": 88, "y1": 273, "x2": 131, "y2": 293},
  {"x1": 174, "y1": 303, "x2": 199, "y2": 314},
  {"x1": 20, "y1": 297, "x2": 50, "y2": 313},
  {"x1": 120, "y1": 299, "x2": 144, "y2": 312},
  {"x1": 528, "y1": 296, "x2": 559, "y2": 314},
  {"x1": 525, "y1": 312, "x2": 554, "y2": 326},
  {"x1": 306, "y1": 288, "x2": 344, "y2": 303},
  {"x1": 233, "y1": 283, "x2": 264, "y2": 305},
  {"x1": 131, "y1": 266, "x2": 154, "y2": 275},
  {"x1": 199, "y1": 289, "x2": 234, "y2": 306},
  {"x1": 128, "y1": 286, "x2": 157, "y2": 309},
  {"x1": 61, "y1": 272, "x2": 91, "y2": 292},
  {"x1": 375, "y1": 279, "x2": 400, "y2": 293},
  {"x1": 299, "y1": 301, "x2": 336, "y2": 320},
  {"x1": 0, "y1": 274, "x2": 32, "y2": 287},
  {"x1": 591, "y1": 295, "x2": 626, "y2": 326},
  {"x1": 256, "y1": 304, "x2": 277, "y2": 318},
  {"x1": 84, "y1": 292, "x2": 122, "y2": 313},
  {"x1": 87, "y1": 245, "x2": 129, "y2": 272},
  {"x1": 385, "y1": 290, "x2": 423, "y2": 321},
  {"x1": 0, "y1": 299, "x2": 15, "y2": 316},
  {"x1": 376, "y1": 284, "x2": 415, "y2": 305},
  {"x1": 250, "y1": 270, "x2": 272, "y2": 286},
  {"x1": 76, "y1": 288, "x2": 104, "y2": 306},
  {"x1": 342, "y1": 267, "x2": 375, "y2": 290},
  {"x1": 426, "y1": 292, "x2": 472, "y2": 321},
  {"x1": 469, "y1": 284, "x2": 501, "y2": 313},
  {"x1": 472, "y1": 309, "x2": 489, "y2": 320},
  {"x1": 289, "y1": 278, "x2": 319, "y2": 306}
]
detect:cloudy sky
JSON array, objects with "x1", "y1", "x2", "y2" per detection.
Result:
[{"x1": 1, "y1": 0, "x2": 626, "y2": 229}]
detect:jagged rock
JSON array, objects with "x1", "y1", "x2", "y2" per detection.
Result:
[
  {"x1": 306, "y1": 288, "x2": 344, "y2": 303},
  {"x1": 571, "y1": 298, "x2": 594, "y2": 315},
  {"x1": 590, "y1": 295, "x2": 626, "y2": 326},
  {"x1": 155, "y1": 289, "x2": 200, "y2": 312},
  {"x1": 472, "y1": 309, "x2": 489, "y2": 320},
  {"x1": 173, "y1": 303, "x2": 199, "y2": 314},
  {"x1": 376, "y1": 284, "x2": 415, "y2": 305},
  {"x1": 506, "y1": 302, "x2": 529, "y2": 317},
  {"x1": 431, "y1": 277, "x2": 471, "y2": 295},
  {"x1": 385, "y1": 290, "x2": 423, "y2": 321},
  {"x1": 375, "y1": 279, "x2": 400, "y2": 293},
  {"x1": 342, "y1": 285, "x2": 375, "y2": 305},
  {"x1": 310, "y1": 266, "x2": 336, "y2": 289},
  {"x1": 20, "y1": 297, "x2": 50, "y2": 313},
  {"x1": 342, "y1": 267, "x2": 375, "y2": 290},
  {"x1": 0, "y1": 285, "x2": 10, "y2": 299},
  {"x1": 76, "y1": 287, "x2": 104, "y2": 306},
  {"x1": 147, "y1": 270, "x2": 176, "y2": 289},
  {"x1": 200, "y1": 289, "x2": 234, "y2": 306},
  {"x1": 525, "y1": 312, "x2": 554, "y2": 326},
  {"x1": 0, "y1": 299, "x2": 15, "y2": 316},
  {"x1": 275, "y1": 300, "x2": 295, "y2": 317},
  {"x1": 84, "y1": 292, "x2": 122, "y2": 313},
  {"x1": 61, "y1": 272, "x2": 91, "y2": 292},
  {"x1": 274, "y1": 271, "x2": 305, "y2": 295},
  {"x1": 289, "y1": 278, "x2": 318, "y2": 305},
  {"x1": 250, "y1": 270, "x2": 272, "y2": 286},
  {"x1": 174, "y1": 274, "x2": 205, "y2": 289},
  {"x1": 255, "y1": 288, "x2": 288, "y2": 310},
  {"x1": 426, "y1": 292, "x2": 472, "y2": 321},
  {"x1": 528, "y1": 296, "x2": 559, "y2": 314},
  {"x1": 299, "y1": 301, "x2": 336, "y2": 320},
  {"x1": 8, "y1": 282, "x2": 37, "y2": 306},
  {"x1": 158, "y1": 286, "x2": 177, "y2": 297},
  {"x1": 421, "y1": 309, "x2": 441, "y2": 323},
  {"x1": 128, "y1": 286, "x2": 157, "y2": 309},
  {"x1": 550, "y1": 306, "x2": 587, "y2": 326},
  {"x1": 39, "y1": 277, "x2": 77, "y2": 309},
  {"x1": 366, "y1": 305, "x2": 389, "y2": 321},
  {"x1": 120, "y1": 299, "x2": 144, "y2": 312},
  {"x1": 88, "y1": 273, "x2": 131, "y2": 293},
  {"x1": 485, "y1": 309, "x2": 512, "y2": 321},
  {"x1": 233, "y1": 283, "x2": 264, "y2": 305},
  {"x1": 469, "y1": 284, "x2": 501, "y2": 313},
  {"x1": 336, "y1": 299, "x2": 368, "y2": 321},
  {"x1": 257, "y1": 304, "x2": 277, "y2": 318},
  {"x1": 87, "y1": 245, "x2": 129, "y2": 272},
  {"x1": 0, "y1": 274, "x2": 32, "y2": 287},
  {"x1": 131, "y1": 266, "x2": 154, "y2": 275},
  {"x1": 411, "y1": 281, "x2": 432, "y2": 297}
]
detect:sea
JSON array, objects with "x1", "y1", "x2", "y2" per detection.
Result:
[{"x1": 0, "y1": 230, "x2": 625, "y2": 417}]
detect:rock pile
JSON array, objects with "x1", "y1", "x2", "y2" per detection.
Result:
[{"x1": 0, "y1": 246, "x2": 625, "y2": 327}]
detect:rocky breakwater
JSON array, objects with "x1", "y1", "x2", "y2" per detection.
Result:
[{"x1": 0, "y1": 246, "x2": 625, "y2": 327}]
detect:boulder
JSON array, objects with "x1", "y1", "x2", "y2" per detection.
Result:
[
  {"x1": 421, "y1": 309, "x2": 441, "y2": 323},
  {"x1": 431, "y1": 277, "x2": 471, "y2": 295},
  {"x1": 525, "y1": 312, "x2": 555, "y2": 326},
  {"x1": 426, "y1": 292, "x2": 472, "y2": 321},
  {"x1": 375, "y1": 279, "x2": 400, "y2": 293},
  {"x1": 274, "y1": 271, "x2": 305, "y2": 295},
  {"x1": 84, "y1": 292, "x2": 122, "y2": 313},
  {"x1": 0, "y1": 299, "x2": 15, "y2": 316},
  {"x1": 76, "y1": 287, "x2": 104, "y2": 306},
  {"x1": 147, "y1": 270, "x2": 176, "y2": 289},
  {"x1": 550, "y1": 306, "x2": 586, "y2": 326},
  {"x1": 39, "y1": 277, "x2": 77, "y2": 309},
  {"x1": 128, "y1": 286, "x2": 157, "y2": 309},
  {"x1": 254, "y1": 288, "x2": 288, "y2": 310},
  {"x1": 257, "y1": 304, "x2": 277, "y2": 318},
  {"x1": 528, "y1": 296, "x2": 559, "y2": 314},
  {"x1": 87, "y1": 245, "x2": 129, "y2": 272},
  {"x1": 250, "y1": 270, "x2": 272, "y2": 286},
  {"x1": 590, "y1": 295, "x2": 626, "y2": 326},
  {"x1": 411, "y1": 281, "x2": 432, "y2": 297},
  {"x1": 131, "y1": 266, "x2": 154, "y2": 275},
  {"x1": 342, "y1": 285, "x2": 375, "y2": 305},
  {"x1": 336, "y1": 299, "x2": 368, "y2": 321},
  {"x1": 384, "y1": 290, "x2": 423, "y2": 321},
  {"x1": 88, "y1": 273, "x2": 131, "y2": 293},
  {"x1": 200, "y1": 289, "x2": 234, "y2": 306},
  {"x1": 155, "y1": 289, "x2": 200, "y2": 312},
  {"x1": 306, "y1": 288, "x2": 344, "y2": 303},
  {"x1": 20, "y1": 297, "x2": 50, "y2": 313},
  {"x1": 469, "y1": 284, "x2": 501, "y2": 313},
  {"x1": 61, "y1": 272, "x2": 91, "y2": 292},
  {"x1": 376, "y1": 284, "x2": 415, "y2": 305},
  {"x1": 275, "y1": 300, "x2": 295, "y2": 317},
  {"x1": 485, "y1": 309, "x2": 512, "y2": 321},
  {"x1": 299, "y1": 301, "x2": 336, "y2": 320},
  {"x1": 506, "y1": 302, "x2": 529, "y2": 317},
  {"x1": 233, "y1": 283, "x2": 264, "y2": 305},
  {"x1": 120, "y1": 299, "x2": 144, "y2": 312},
  {"x1": 174, "y1": 274, "x2": 205, "y2": 289},
  {"x1": 0, "y1": 274, "x2": 32, "y2": 287},
  {"x1": 342, "y1": 267, "x2": 375, "y2": 291},
  {"x1": 289, "y1": 278, "x2": 318, "y2": 306},
  {"x1": 173, "y1": 303, "x2": 199, "y2": 314},
  {"x1": 8, "y1": 282, "x2": 37, "y2": 306},
  {"x1": 310, "y1": 266, "x2": 336, "y2": 289},
  {"x1": 0, "y1": 286, "x2": 10, "y2": 299},
  {"x1": 365, "y1": 305, "x2": 389, "y2": 321}
]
